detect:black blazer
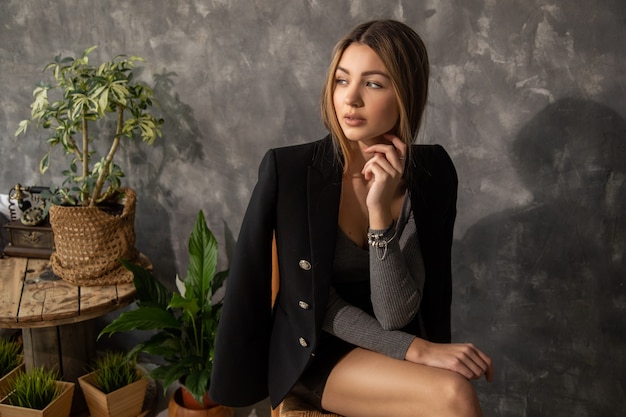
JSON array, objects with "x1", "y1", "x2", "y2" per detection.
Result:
[{"x1": 209, "y1": 135, "x2": 458, "y2": 408}]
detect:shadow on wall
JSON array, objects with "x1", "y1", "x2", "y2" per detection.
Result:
[
  {"x1": 452, "y1": 98, "x2": 626, "y2": 416},
  {"x1": 126, "y1": 68, "x2": 207, "y2": 289}
]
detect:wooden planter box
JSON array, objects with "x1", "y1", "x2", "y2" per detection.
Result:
[
  {"x1": 78, "y1": 370, "x2": 148, "y2": 417},
  {"x1": 0, "y1": 380, "x2": 74, "y2": 417},
  {"x1": 0, "y1": 360, "x2": 25, "y2": 400}
]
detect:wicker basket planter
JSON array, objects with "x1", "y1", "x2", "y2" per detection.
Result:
[
  {"x1": 48, "y1": 188, "x2": 139, "y2": 286},
  {"x1": 0, "y1": 380, "x2": 74, "y2": 417},
  {"x1": 78, "y1": 370, "x2": 148, "y2": 417}
]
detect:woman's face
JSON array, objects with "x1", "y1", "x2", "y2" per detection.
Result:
[{"x1": 333, "y1": 42, "x2": 399, "y2": 146}]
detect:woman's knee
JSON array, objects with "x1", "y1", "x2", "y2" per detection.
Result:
[{"x1": 439, "y1": 373, "x2": 482, "y2": 417}]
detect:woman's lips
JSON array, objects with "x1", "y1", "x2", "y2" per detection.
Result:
[{"x1": 343, "y1": 114, "x2": 366, "y2": 127}]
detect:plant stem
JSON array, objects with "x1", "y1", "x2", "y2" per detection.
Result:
[
  {"x1": 66, "y1": 134, "x2": 84, "y2": 170},
  {"x1": 91, "y1": 103, "x2": 124, "y2": 205},
  {"x1": 81, "y1": 107, "x2": 89, "y2": 203}
]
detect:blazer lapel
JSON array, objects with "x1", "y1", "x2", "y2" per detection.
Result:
[{"x1": 307, "y1": 137, "x2": 342, "y2": 327}]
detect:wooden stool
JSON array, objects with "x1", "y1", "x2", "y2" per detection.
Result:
[{"x1": 273, "y1": 394, "x2": 343, "y2": 417}]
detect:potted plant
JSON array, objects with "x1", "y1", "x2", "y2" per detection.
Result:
[
  {"x1": 0, "y1": 336, "x2": 24, "y2": 399},
  {"x1": 14, "y1": 45, "x2": 163, "y2": 286},
  {"x1": 99, "y1": 210, "x2": 233, "y2": 417},
  {"x1": 0, "y1": 366, "x2": 74, "y2": 417},
  {"x1": 78, "y1": 351, "x2": 148, "y2": 417}
]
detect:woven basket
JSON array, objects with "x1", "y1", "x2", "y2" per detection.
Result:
[{"x1": 49, "y1": 188, "x2": 139, "y2": 286}]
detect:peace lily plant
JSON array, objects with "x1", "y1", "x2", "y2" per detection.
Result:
[
  {"x1": 99, "y1": 211, "x2": 228, "y2": 405},
  {"x1": 15, "y1": 45, "x2": 163, "y2": 207}
]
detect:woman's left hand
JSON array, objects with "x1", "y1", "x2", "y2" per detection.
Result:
[
  {"x1": 362, "y1": 134, "x2": 407, "y2": 228},
  {"x1": 405, "y1": 338, "x2": 494, "y2": 382}
]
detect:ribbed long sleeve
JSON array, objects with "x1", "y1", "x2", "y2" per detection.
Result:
[{"x1": 322, "y1": 195, "x2": 425, "y2": 359}]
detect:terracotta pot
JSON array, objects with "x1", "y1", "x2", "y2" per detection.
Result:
[
  {"x1": 180, "y1": 385, "x2": 219, "y2": 410},
  {"x1": 168, "y1": 387, "x2": 233, "y2": 417}
]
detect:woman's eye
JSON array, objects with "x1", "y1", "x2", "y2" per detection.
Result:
[
  {"x1": 335, "y1": 78, "x2": 348, "y2": 85},
  {"x1": 366, "y1": 81, "x2": 383, "y2": 89}
]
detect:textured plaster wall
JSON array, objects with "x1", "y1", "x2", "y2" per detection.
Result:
[{"x1": 0, "y1": 1, "x2": 624, "y2": 416}]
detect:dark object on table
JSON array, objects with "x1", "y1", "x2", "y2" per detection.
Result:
[{"x1": 2, "y1": 184, "x2": 54, "y2": 259}]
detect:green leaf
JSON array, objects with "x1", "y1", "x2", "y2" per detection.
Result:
[
  {"x1": 211, "y1": 270, "x2": 229, "y2": 301},
  {"x1": 170, "y1": 292, "x2": 200, "y2": 317},
  {"x1": 135, "y1": 332, "x2": 183, "y2": 357},
  {"x1": 31, "y1": 86, "x2": 49, "y2": 116},
  {"x1": 15, "y1": 119, "x2": 30, "y2": 136},
  {"x1": 149, "y1": 363, "x2": 187, "y2": 392},
  {"x1": 184, "y1": 369, "x2": 211, "y2": 403},
  {"x1": 0, "y1": 338, "x2": 21, "y2": 376},
  {"x1": 96, "y1": 90, "x2": 109, "y2": 116},
  {"x1": 110, "y1": 81, "x2": 130, "y2": 102},
  {"x1": 82, "y1": 45, "x2": 98, "y2": 61},
  {"x1": 120, "y1": 259, "x2": 170, "y2": 308},
  {"x1": 99, "y1": 306, "x2": 180, "y2": 336},
  {"x1": 186, "y1": 211, "x2": 217, "y2": 302},
  {"x1": 39, "y1": 153, "x2": 50, "y2": 174}
]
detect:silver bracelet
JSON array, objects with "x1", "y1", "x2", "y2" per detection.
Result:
[{"x1": 367, "y1": 222, "x2": 397, "y2": 261}]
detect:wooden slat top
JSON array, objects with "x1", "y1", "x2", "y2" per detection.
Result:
[{"x1": 0, "y1": 255, "x2": 148, "y2": 329}]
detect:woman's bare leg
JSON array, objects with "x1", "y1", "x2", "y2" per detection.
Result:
[{"x1": 321, "y1": 347, "x2": 483, "y2": 417}]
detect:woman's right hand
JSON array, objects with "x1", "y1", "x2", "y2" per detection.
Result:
[
  {"x1": 361, "y1": 134, "x2": 407, "y2": 229},
  {"x1": 405, "y1": 337, "x2": 494, "y2": 382}
]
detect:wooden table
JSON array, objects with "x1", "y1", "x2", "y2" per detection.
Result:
[{"x1": 0, "y1": 254, "x2": 147, "y2": 415}]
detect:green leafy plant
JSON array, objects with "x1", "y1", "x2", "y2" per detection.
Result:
[
  {"x1": 15, "y1": 45, "x2": 163, "y2": 207},
  {"x1": 0, "y1": 338, "x2": 22, "y2": 378},
  {"x1": 6, "y1": 366, "x2": 60, "y2": 410},
  {"x1": 99, "y1": 210, "x2": 228, "y2": 404},
  {"x1": 89, "y1": 351, "x2": 141, "y2": 394}
]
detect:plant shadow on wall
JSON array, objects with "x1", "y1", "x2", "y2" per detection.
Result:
[
  {"x1": 451, "y1": 98, "x2": 626, "y2": 416},
  {"x1": 119, "y1": 69, "x2": 207, "y2": 288}
]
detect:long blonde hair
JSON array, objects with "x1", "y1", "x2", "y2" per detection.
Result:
[{"x1": 321, "y1": 20, "x2": 430, "y2": 171}]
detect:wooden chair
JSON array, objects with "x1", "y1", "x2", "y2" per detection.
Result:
[
  {"x1": 270, "y1": 237, "x2": 343, "y2": 417},
  {"x1": 273, "y1": 393, "x2": 343, "y2": 417}
]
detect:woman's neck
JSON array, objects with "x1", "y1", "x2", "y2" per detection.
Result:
[{"x1": 343, "y1": 140, "x2": 375, "y2": 176}]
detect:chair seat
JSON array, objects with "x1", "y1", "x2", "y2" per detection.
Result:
[{"x1": 278, "y1": 394, "x2": 343, "y2": 417}]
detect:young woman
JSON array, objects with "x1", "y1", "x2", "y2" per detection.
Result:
[{"x1": 210, "y1": 19, "x2": 493, "y2": 417}]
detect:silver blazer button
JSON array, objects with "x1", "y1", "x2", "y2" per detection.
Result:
[
  {"x1": 298, "y1": 301, "x2": 311, "y2": 310},
  {"x1": 298, "y1": 337, "x2": 309, "y2": 347},
  {"x1": 298, "y1": 260, "x2": 312, "y2": 270}
]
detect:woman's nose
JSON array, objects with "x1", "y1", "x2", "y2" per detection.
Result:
[{"x1": 344, "y1": 85, "x2": 363, "y2": 107}]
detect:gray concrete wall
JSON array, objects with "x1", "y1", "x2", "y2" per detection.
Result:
[{"x1": 1, "y1": 1, "x2": 624, "y2": 416}]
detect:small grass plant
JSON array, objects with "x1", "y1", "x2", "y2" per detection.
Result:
[
  {"x1": 6, "y1": 366, "x2": 60, "y2": 410},
  {"x1": 90, "y1": 351, "x2": 141, "y2": 394},
  {"x1": 0, "y1": 338, "x2": 22, "y2": 378}
]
